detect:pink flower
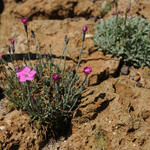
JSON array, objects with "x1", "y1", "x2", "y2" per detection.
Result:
[
  {"x1": 17, "y1": 66, "x2": 36, "y2": 82},
  {"x1": 82, "y1": 26, "x2": 88, "y2": 32},
  {"x1": 118, "y1": 10, "x2": 124, "y2": 14},
  {"x1": 21, "y1": 17, "x2": 28, "y2": 24},
  {"x1": 52, "y1": 73, "x2": 60, "y2": 82},
  {"x1": 83, "y1": 66, "x2": 92, "y2": 75},
  {"x1": 112, "y1": 10, "x2": 123, "y2": 16},
  {"x1": 11, "y1": 40, "x2": 15, "y2": 45},
  {"x1": 0, "y1": 54, "x2": 2, "y2": 59}
]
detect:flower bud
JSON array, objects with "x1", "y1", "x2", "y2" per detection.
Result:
[
  {"x1": 118, "y1": 10, "x2": 124, "y2": 14},
  {"x1": 21, "y1": 17, "x2": 28, "y2": 24},
  {"x1": 11, "y1": 40, "x2": 14, "y2": 45},
  {"x1": 82, "y1": 25, "x2": 88, "y2": 32},
  {"x1": 83, "y1": 66, "x2": 92, "y2": 75},
  {"x1": 52, "y1": 73, "x2": 60, "y2": 82}
]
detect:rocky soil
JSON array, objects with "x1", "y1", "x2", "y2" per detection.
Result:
[{"x1": 0, "y1": 0, "x2": 150, "y2": 150}]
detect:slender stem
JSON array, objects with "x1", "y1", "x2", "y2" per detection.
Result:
[
  {"x1": 26, "y1": 82, "x2": 33, "y2": 108},
  {"x1": 76, "y1": 41, "x2": 84, "y2": 70},
  {"x1": 24, "y1": 24, "x2": 29, "y2": 50},
  {"x1": 115, "y1": 2, "x2": 118, "y2": 42},
  {"x1": 64, "y1": 39, "x2": 85, "y2": 110},
  {"x1": 62, "y1": 45, "x2": 67, "y2": 74},
  {"x1": 123, "y1": 12, "x2": 128, "y2": 38},
  {"x1": 58, "y1": 43, "x2": 67, "y2": 71}
]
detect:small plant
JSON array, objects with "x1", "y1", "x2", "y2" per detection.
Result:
[
  {"x1": 0, "y1": 19, "x2": 92, "y2": 138},
  {"x1": 94, "y1": 2, "x2": 150, "y2": 68}
]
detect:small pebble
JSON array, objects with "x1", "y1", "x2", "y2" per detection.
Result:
[
  {"x1": 121, "y1": 65, "x2": 129, "y2": 75},
  {"x1": 136, "y1": 81, "x2": 142, "y2": 88},
  {"x1": 0, "y1": 126, "x2": 5, "y2": 130}
]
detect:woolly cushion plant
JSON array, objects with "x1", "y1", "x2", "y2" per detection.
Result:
[{"x1": 94, "y1": 16, "x2": 150, "y2": 68}]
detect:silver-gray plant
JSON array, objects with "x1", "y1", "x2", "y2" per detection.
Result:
[{"x1": 94, "y1": 16, "x2": 150, "y2": 68}]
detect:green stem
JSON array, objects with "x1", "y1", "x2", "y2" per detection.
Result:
[
  {"x1": 58, "y1": 43, "x2": 67, "y2": 71},
  {"x1": 26, "y1": 82, "x2": 33, "y2": 108},
  {"x1": 62, "y1": 45, "x2": 67, "y2": 74},
  {"x1": 123, "y1": 12, "x2": 128, "y2": 38},
  {"x1": 76, "y1": 41, "x2": 84, "y2": 71},
  {"x1": 115, "y1": 2, "x2": 118, "y2": 42}
]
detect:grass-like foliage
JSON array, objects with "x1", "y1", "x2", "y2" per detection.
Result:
[
  {"x1": 0, "y1": 20, "x2": 92, "y2": 138},
  {"x1": 94, "y1": 16, "x2": 150, "y2": 68}
]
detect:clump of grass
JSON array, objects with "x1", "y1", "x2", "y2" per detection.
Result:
[{"x1": 0, "y1": 19, "x2": 92, "y2": 139}]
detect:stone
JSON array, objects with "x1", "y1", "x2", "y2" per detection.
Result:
[
  {"x1": 0, "y1": 110, "x2": 42, "y2": 150},
  {"x1": 120, "y1": 65, "x2": 129, "y2": 75},
  {"x1": 78, "y1": 51, "x2": 120, "y2": 86}
]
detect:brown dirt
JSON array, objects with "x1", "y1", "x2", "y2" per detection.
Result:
[{"x1": 0, "y1": 0, "x2": 150, "y2": 150}]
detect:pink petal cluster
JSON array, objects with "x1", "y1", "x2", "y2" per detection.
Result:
[
  {"x1": 118, "y1": 10, "x2": 124, "y2": 14},
  {"x1": 83, "y1": 66, "x2": 92, "y2": 75},
  {"x1": 21, "y1": 17, "x2": 28, "y2": 24},
  {"x1": 52, "y1": 73, "x2": 60, "y2": 81},
  {"x1": 17, "y1": 66, "x2": 36, "y2": 82},
  {"x1": 112, "y1": 10, "x2": 123, "y2": 16}
]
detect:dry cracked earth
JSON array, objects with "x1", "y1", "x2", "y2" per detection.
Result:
[{"x1": 0, "y1": 0, "x2": 150, "y2": 150}]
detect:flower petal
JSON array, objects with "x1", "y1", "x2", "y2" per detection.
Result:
[
  {"x1": 18, "y1": 76, "x2": 27, "y2": 82},
  {"x1": 17, "y1": 68, "x2": 25, "y2": 77},
  {"x1": 30, "y1": 70, "x2": 36, "y2": 76},
  {"x1": 22, "y1": 66, "x2": 31, "y2": 73},
  {"x1": 26, "y1": 76, "x2": 34, "y2": 81},
  {"x1": 17, "y1": 72, "x2": 22, "y2": 78}
]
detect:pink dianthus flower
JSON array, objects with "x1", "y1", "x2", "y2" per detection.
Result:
[{"x1": 17, "y1": 66, "x2": 36, "y2": 82}]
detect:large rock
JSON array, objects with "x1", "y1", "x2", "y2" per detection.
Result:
[
  {"x1": 0, "y1": 110, "x2": 42, "y2": 150},
  {"x1": 78, "y1": 51, "x2": 120, "y2": 86},
  {"x1": 13, "y1": 0, "x2": 102, "y2": 19},
  {"x1": 48, "y1": 67, "x2": 150, "y2": 150},
  {"x1": 0, "y1": 18, "x2": 95, "y2": 61}
]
